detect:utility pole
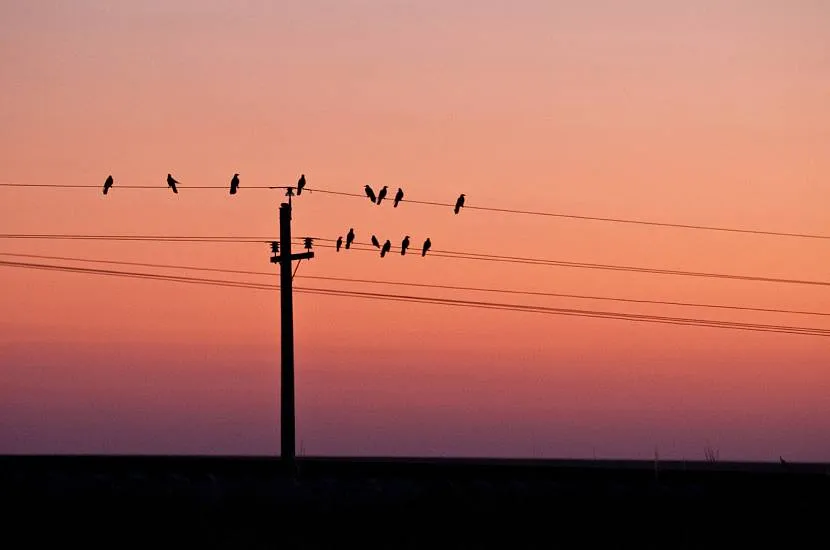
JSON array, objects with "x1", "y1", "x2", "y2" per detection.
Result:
[{"x1": 270, "y1": 193, "x2": 313, "y2": 469}]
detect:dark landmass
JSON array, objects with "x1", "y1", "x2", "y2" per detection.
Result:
[{"x1": 3, "y1": 455, "x2": 828, "y2": 548}]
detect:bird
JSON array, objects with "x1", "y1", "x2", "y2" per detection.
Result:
[
  {"x1": 421, "y1": 238, "x2": 431, "y2": 257},
  {"x1": 371, "y1": 235, "x2": 381, "y2": 248},
  {"x1": 336, "y1": 236, "x2": 343, "y2": 252},
  {"x1": 346, "y1": 228, "x2": 355, "y2": 249},
  {"x1": 297, "y1": 174, "x2": 306, "y2": 195},
  {"x1": 380, "y1": 239, "x2": 391, "y2": 258},
  {"x1": 401, "y1": 236, "x2": 410, "y2": 255},
  {"x1": 364, "y1": 185, "x2": 376, "y2": 203},
  {"x1": 454, "y1": 193, "x2": 465, "y2": 214},
  {"x1": 167, "y1": 173, "x2": 179, "y2": 194},
  {"x1": 229, "y1": 173, "x2": 239, "y2": 195},
  {"x1": 102, "y1": 175, "x2": 113, "y2": 195},
  {"x1": 376, "y1": 185, "x2": 388, "y2": 205},
  {"x1": 393, "y1": 187, "x2": 404, "y2": 208}
]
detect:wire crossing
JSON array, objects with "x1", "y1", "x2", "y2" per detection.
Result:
[{"x1": 1, "y1": 258, "x2": 829, "y2": 338}]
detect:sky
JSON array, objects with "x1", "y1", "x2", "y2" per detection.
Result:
[{"x1": 1, "y1": 0, "x2": 829, "y2": 461}]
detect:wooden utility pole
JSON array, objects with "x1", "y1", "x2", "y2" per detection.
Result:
[{"x1": 270, "y1": 196, "x2": 313, "y2": 469}]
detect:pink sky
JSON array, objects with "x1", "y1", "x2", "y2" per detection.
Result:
[{"x1": 1, "y1": 1, "x2": 829, "y2": 460}]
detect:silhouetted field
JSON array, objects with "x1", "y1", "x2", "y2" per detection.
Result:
[{"x1": 3, "y1": 455, "x2": 828, "y2": 548}]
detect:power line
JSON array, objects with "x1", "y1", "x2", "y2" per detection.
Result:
[
  {"x1": 2, "y1": 233, "x2": 828, "y2": 288},
  {"x1": 312, "y1": 241, "x2": 830, "y2": 289},
  {"x1": 2, "y1": 251, "x2": 828, "y2": 319},
  {"x1": 3, "y1": 181, "x2": 827, "y2": 242},
  {"x1": 0, "y1": 182, "x2": 287, "y2": 190},
  {"x1": 1, "y1": 258, "x2": 829, "y2": 338}
]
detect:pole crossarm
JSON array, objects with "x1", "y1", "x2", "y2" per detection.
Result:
[{"x1": 270, "y1": 251, "x2": 314, "y2": 263}]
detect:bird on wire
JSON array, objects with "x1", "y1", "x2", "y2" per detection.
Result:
[
  {"x1": 103, "y1": 175, "x2": 113, "y2": 195},
  {"x1": 371, "y1": 235, "x2": 381, "y2": 248},
  {"x1": 393, "y1": 187, "x2": 404, "y2": 207},
  {"x1": 336, "y1": 236, "x2": 343, "y2": 252},
  {"x1": 380, "y1": 239, "x2": 391, "y2": 258},
  {"x1": 297, "y1": 174, "x2": 306, "y2": 195},
  {"x1": 376, "y1": 185, "x2": 388, "y2": 205},
  {"x1": 421, "y1": 238, "x2": 431, "y2": 257},
  {"x1": 346, "y1": 228, "x2": 355, "y2": 249},
  {"x1": 167, "y1": 173, "x2": 180, "y2": 194},
  {"x1": 229, "y1": 173, "x2": 239, "y2": 195},
  {"x1": 364, "y1": 185, "x2": 376, "y2": 203},
  {"x1": 401, "y1": 236, "x2": 410, "y2": 255},
  {"x1": 454, "y1": 193, "x2": 465, "y2": 214}
]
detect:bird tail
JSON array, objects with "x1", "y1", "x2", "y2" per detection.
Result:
[
  {"x1": 103, "y1": 188, "x2": 108, "y2": 195},
  {"x1": 297, "y1": 187, "x2": 302, "y2": 195}
]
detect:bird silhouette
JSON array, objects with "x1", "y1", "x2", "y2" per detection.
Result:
[
  {"x1": 364, "y1": 185, "x2": 376, "y2": 203},
  {"x1": 421, "y1": 238, "x2": 431, "y2": 257},
  {"x1": 454, "y1": 193, "x2": 465, "y2": 214},
  {"x1": 371, "y1": 235, "x2": 381, "y2": 248},
  {"x1": 103, "y1": 175, "x2": 113, "y2": 195},
  {"x1": 380, "y1": 239, "x2": 391, "y2": 258},
  {"x1": 401, "y1": 236, "x2": 410, "y2": 255},
  {"x1": 229, "y1": 173, "x2": 239, "y2": 195},
  {"x1": 297, "y1": 174, "x2": 306, "y2": 195},
  {"x1": 167, "y1": 173, "x2": 179, "y2": 194},
  {"x1": 346, "y1": 228, "x2": 355, "y2": 249},
  {"x1": 393, "y1": 187, "x2": 404, "y2": 207},
  {"x1": 336, "y1": 236, "x2": 343, "y2": 252},
  {"x1": 376, "y1": 185, "x2": 388, "y2": 205}
]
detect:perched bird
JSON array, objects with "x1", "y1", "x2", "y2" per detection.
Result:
[
  {"x1": 167, "y1": 173, "x2": 179, "y2": 194},
  {"x1": 371, "y1": 235, "x2": 381, "y2": 248},
  {"x1": 380, "y1": 239, "x2": 391, "y2": 258},
  {"x1": 421, "y1": 238, "x2": 431, "y2": 257},
  {"x1": 401, "y1": 236, "x2": 410, "y2": 255},
  {"x1": 346, "y1": 228, "x2": 355, "y2": 249},
  {"x1": 297, "y1": 174, "x2": 306, "y2": 195},
  {"x1": 364, "y1": 185, "x2": 376, "y2": 203},
  {"x1": 393, "y1": 187, "x2": 404, "y2": 208},
  {"x1": 336, "y1": 236, "x2": 343, "y2": 252},
  {"x1": 229, "y1": 173, "x2": 239, "y2": 195},
  {"x1": 376, "y1": 185, "x2": 388, "y2": 205},
  {"x1": 103, "y1": 175, "x2": 113, "y2": 195},
  {"x1": 454, "y1": 193, "x2": 465, "y2": 214}
]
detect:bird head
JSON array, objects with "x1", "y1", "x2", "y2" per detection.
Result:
[
  {"x1": 405, "y1": 235, "x2": 410, "y2": 239},
  {"x1": 460, "y1": 193, "x2": 465, "y2": 198},
  {"x1": 381, "y1": 185, "x2": 388, "y2": 190},
  {"x1": 234, "y1": 173, "x2": 239, "y2": 176}
]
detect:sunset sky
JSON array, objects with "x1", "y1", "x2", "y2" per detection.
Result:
[{"x1": 1, "y1": 1, "x2": 829, "y2": 460}]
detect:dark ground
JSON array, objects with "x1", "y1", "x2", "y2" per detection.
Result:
[{"x1": 3, "y1": 455, "x2": 829, "y2": 548}]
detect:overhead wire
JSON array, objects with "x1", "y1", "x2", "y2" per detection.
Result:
[
  {"x1": 2, "y1": 181, "x2": 828, "y2": 241},
  {"x1": 1, "y1": 258, "x2": 829, "y2": 338},
  {"x1": 1, "y1": 233, "x2": 828, "y2": 287},
  {"x1": 2, "y1": 251, "x2": 828, "y2": 318}
]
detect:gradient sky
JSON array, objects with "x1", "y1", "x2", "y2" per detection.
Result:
[{"x1": 1, "y1": 1, "x2": 829, "y2": 460}]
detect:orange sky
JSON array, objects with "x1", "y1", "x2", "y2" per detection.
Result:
[{"x1": 1, "y1": 1, "x2": 829, "y2": 460}]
